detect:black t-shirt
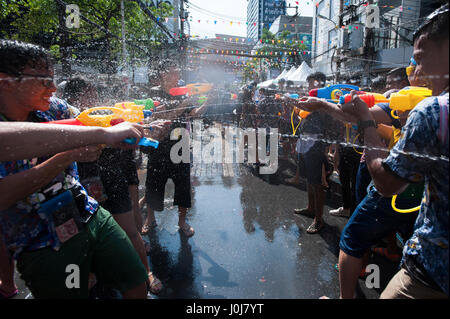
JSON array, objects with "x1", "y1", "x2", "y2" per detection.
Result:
[{"x1": 142, "y1": 86, "x2": 192, "y2": 162}]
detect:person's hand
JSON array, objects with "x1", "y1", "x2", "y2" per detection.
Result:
[
  {"x1": 146, "y1": 120, "x2": 172, "y2": 140},
  {"x1": 66, "y1": 145, "x2": 104, "y2": 163},
  {"x1": 103, "y1": 122, "x2": 144, "y2": 147},
  {"x1": 340, "y1": 91, "x2": 373, "y2": 121},
  {"x1": 288, "y1": 96, "x2": 329, "y2": 112}
]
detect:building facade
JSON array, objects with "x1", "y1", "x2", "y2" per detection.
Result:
[
  {"x1": 311, "y1": 0, "x2": 441, "y2": 85},
  {"x1": 247, "y1": 0, "x2": 287, "y2": 40}
]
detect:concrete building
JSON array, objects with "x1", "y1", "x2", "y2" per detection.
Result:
[
  {"x1": 311, "y1": 0, "x2": 442, "y2": 85},
  {"x1": 247, "y1": 0, "x2": 287, "y2": 40}
]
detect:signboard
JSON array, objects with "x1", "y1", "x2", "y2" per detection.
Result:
[{"x1": 263, "y1": 0, "x2": 286, "y2": 26}]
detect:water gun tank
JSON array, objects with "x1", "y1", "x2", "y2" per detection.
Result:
[
  {"x1": 309, "y1": 84, "x2": 360, "y2": 102},
  {"x1": 389, "y1": 86, "x2": 433, "y2": 112},
  {"x1": 339, "y1": 93, "x2": 389, "y2": 107}
]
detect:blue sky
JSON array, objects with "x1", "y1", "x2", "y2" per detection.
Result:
[{"x1": 186, "y1": 0, "x2": 314, "y2": 38}]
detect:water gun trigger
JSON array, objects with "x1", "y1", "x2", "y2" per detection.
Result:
[{"x1": 391, "y1": 109, "x2": 400, "y2": 119}]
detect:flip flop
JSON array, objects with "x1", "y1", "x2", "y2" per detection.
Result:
[
  {"x1": 306, "y1": 220, "x2": 324, "y2": 234},
  {"x1": 179, "y1": 223, "x2": 195, "y2": 237},
  {"x1": 0, "y1": 287, "x2": 18, "y2": 299},
  {"x1": 141, "y1": 220, "x2": 157, "y2": 235},
  {"x1": 294, "y1": 208, "x2": 315, "y2": 217},
  {"x1": 147, "y1": 272, "x2": 163, "y2": 295}
]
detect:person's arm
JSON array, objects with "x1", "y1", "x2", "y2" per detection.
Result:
[
  {"x1": 0, "y1": 146, "x2": 103, "y2": 210},
  {"x1": 0, "y1": 122, "x2": 145, "y2": 161},
  {"x1": 340, "y1": 93, "x2": 410, "y2": 196},
  {"x1": 152, "y1": 98, "x2": 196, "y2": 120},
  {"x1": 292, "y1": 97, "x2": 398, "y2": 127}
]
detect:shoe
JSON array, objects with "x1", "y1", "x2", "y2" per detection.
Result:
[
  {"x1": 179, "y1": 223, "x2": 195, "y2": 237},
  {"x1": 329, "y1": 207, "x2": 350, "y2": 217},
  {"x1": 141, "y1": 220, "x2": 157, "y2": 235},
  {"x1": 306, "y1": 220, "x2": 324, "y2": 234},
  {"x1": 147, "y1": 272, "x2": 163, "y2": 295},
  {"x1": 294, "y1": 208, "x2": 315, "y2": 217}
]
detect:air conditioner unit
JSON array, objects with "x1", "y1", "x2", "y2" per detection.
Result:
[{"x1": 348, "y1": 24, "x2": 364, "y2": 50}]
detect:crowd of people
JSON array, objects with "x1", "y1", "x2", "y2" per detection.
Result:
[{"x1": 0, "y1": 4, "x2": 448, "y2": 300}]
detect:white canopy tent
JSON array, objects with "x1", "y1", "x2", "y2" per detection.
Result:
[
  {"x1": 281, "y1": 66, "x2": 298, "y2": 81},
  {"x1": 274, "y1": 69, "x2": 288, "y2": 82},
  {"x1": 286, "y1": 62, "x2": 313, "y2": 85},
  {"x1": 256, "y1": 79, "x2": 275, "y2": 88}
]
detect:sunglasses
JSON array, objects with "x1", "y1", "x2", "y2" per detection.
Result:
[{"x1": 16, "y1": 73, "x2": 55, "y2": 88}]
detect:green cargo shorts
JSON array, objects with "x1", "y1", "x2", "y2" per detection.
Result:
[{"x1": 16, "y1": 207, "x2": 148, "y2": 299}]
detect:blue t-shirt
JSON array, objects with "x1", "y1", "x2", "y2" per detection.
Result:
[
  {"x1": 0, "y1": 97, "x2": 98, "y2": 258},
  {"x1": 383, "y1": 93, "x2": 449, "y2": 295}
]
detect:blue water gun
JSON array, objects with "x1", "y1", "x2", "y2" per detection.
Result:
[{"x1": 309, "y1": 84, "x2": 360, "y2": 103}]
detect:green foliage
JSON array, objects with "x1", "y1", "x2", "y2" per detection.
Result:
[
  {"x1": 258, "y1": 28, "x2": 307, "y2": 69},
  {"x1": 0, "y1": 0, "x2": 175, "y2": 72}
]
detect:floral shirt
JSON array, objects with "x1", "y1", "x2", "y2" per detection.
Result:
[
  {"x1": 0, "y1": 97, "x2": 97, "y2": 258},
  {"x1": 383, "y1": 93, "x2": 449, "y2": 295}
]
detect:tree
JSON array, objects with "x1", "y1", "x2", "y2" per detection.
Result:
[
  {"x1": 258, "y1": 28, "x2": 307, "y2": 69},
  {"x1": 0, "y1": 0, "x2": 174, "y2": 75}
]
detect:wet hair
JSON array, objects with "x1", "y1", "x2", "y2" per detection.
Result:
[
  {"x1": 413, "y1": 3, "x2": 449, "y2": 43},
  {"x1": 371, "y1": 76, "x2": 386, "y2": 92},
  {"x1": 387, "y1": 67, "x2": 410, "y2": 85},
  {"x1": 306, "y1": 72, "x2": 327, "y2": 87},
  {"x1": 0, "y1": 39, "x2": 51, "y2": 75},
  {"x1": 63, "y1": 76, "x2": 94, "y2": 104}
]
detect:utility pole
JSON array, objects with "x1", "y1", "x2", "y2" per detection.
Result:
[
  {"x1": 336, "y1": 0, "x2": 343, "y2": 83},
  {"x1": 179, "y1": 0, "x2": 187, "y2": 80},
  {"x1": 362, "y1": 0, "x2": 375, "y2": 87}
]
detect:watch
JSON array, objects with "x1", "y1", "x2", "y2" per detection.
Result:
[{"x1": 357, "y1": 120, "x2": 378, "y2": 131}]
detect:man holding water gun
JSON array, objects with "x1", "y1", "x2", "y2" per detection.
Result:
[
  {"x1": 295, "y1": 5, "x2": 448, "y2": 298},
  {"x1": 290, "y1": 72, "x2": 343, "y2": 234},
  {"x1": 343, "y1": 6, "x2": 449, "y2": 299},
  {"x1": 140, "y1": 59, "x2": 212, "y2": 238},
  {"x1": 0, "y1": 40, "x2": 167, "y2": 298},
  {"x1": 62, "y1": 77, "x2": 165, "y2": 295}
]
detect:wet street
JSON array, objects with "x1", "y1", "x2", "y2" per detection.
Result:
[{"x1": 13, "y1": 123, "x2": 399, "y2": 300}]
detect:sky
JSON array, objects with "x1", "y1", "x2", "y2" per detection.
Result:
[{"x1": 185, "y1": 0, "x2": 314, "y2": 38}]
